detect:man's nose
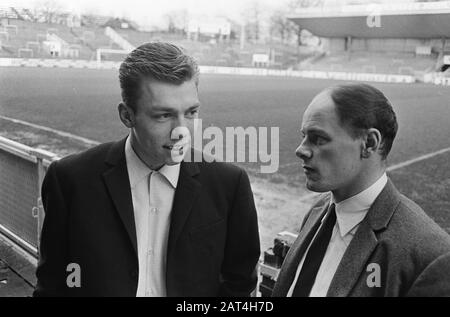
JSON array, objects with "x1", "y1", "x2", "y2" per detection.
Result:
[
  {"x1": 173, "y1": 114, "x2": 187, "y2": 128},
  {"x1": 295, "y1": 142, "x2": 312, "y2": 161},
  {"x1": 170, "y1": 126, "x2": 190, "y2": 142},
  {"x1": 171, "y1": 116, "x2": 188, "y2": 137},
  {"x1": 171, "y1": 114, "x2": 190, "y2": 141}
]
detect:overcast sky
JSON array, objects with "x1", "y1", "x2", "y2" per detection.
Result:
[
  {"x1": 4, "y1": 0, "x2": 419, "y2": 28},
  {"x1": 5, "y1": 0, "x2": 294, "y2": 27}
]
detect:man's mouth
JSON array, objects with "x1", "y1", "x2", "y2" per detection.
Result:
[
  {"x1": 163, "y1": 141, "x2": 190, "y2": 156},
  {"x1": 302, "y1": 165, "x2": 316, "y2": 174},
  {"x1": 163, "y1": 144, "x2": 183, "y2": 150}
]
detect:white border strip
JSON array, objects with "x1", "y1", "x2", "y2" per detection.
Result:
[
  {"x1": 0, "y1": 115, "x2": 100, "y2": 147},
  {"x1": 199, "y1": 65, "x2": 416, "y2": 84},
  {"x1": 3, "y1": 58, "x2": 449, "y2": 86},
  {"x1": 0, "y1": 58, "x2": 120, "y2": 69},
  {"x1": 0, "y1": 58, "x2": 420, "y2": 85}
]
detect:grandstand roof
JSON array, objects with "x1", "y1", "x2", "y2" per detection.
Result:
[{"x1": 288, "y1": 2, "x2": 450, "y2": 39}]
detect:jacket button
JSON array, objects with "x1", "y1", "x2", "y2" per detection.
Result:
[{"x1": 130, "y1": 269, "x2": 138, "y2": 278}]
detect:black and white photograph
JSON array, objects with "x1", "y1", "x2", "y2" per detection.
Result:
[{"x1": 0, "y1": 0, "x2": 449, "y2": 301}]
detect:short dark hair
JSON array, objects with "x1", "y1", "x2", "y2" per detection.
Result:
[
  {"x1": 329, "y1": 83, "x2": 398, "y2": 160},
  {"x1": 119, "y1": 42, "x2": 199, "y2": 111}
]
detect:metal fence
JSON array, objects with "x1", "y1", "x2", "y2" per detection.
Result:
[{"x1": 0, "y1": 136, "x2": 58, "y2": 257}]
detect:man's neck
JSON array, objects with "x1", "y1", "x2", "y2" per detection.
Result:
[
  {"x1": 333, "y1": 168, "x2": 386, "y2": 203},
  {"x1": 129, "y1": 133, "x2": 164, "y2": 171}
]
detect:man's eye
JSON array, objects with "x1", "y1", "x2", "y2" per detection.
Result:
[
  {"x1": 186, "y1": 109, "x2": 199, "y2": 118},
  {"x1": 156, "y1": 113, "x2": 171, "y2": 119},
  {"x1": 310, "y1": 135, "x2": 327, "y2": 145}
]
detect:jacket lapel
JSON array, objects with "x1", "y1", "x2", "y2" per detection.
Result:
[
  {"x1": 102, "y1": 138, "x2": 138, "y2": 256},
  {"x1": 326, "y1": 220, "x2": 378, "y2": 297},
  {"x1": 327, "y1": 180, "x2": 400, "y2": 296},
  {"x1": 272, "y1": 200, "x2": 329, "y2": 296},
  {"x1": 167, "y1": 161, "x2": 201, "y2": 257}
]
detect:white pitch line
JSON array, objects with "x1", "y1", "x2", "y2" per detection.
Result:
[
  {"x1": 284, "y1": 146, "x2": 450, "y2": 202},
  {"x1": 281, "y1": 147, "x2": 450, "y2": 172},
  {"x1": 386, "y1": 147, "x2": 450, "y2": 171},
  {"x1": 0, "y1": 115, "x2": 100, "y2": 146},
  {"x1": 2, "y1": 114, "x2": 449, "y2": 202}
]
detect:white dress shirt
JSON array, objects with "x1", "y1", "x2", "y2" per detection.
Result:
[
  {"x1": 124, "y1": 136, "x2": 180, "y2": 297},
  {"x1": 288, "y1": 173, "x2": 388, "y2": 297}
]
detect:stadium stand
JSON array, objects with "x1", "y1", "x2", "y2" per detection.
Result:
[
  {"x1": 0, "y1": 19, "x2": 93, "y2": 59},
  {"x1": 115, "y1": 28, "x2": 160, "y2": 47},
  {"x1": 289, "y1": 2, "x2": 450, "y2": 75},
  {"x1": 0, "y1": 15, "x2": 287, "y2": 66},
  {"x1": 0, "y1": 6, "x2": 18, "y2": 19},
  {"x1": 70, "y1": 26, "x2": 120, "y2": 52},
  {"x1": 0, "y1": 5, "x2": 306, "y2": 68},
  {"x1": 104, "y1": 26, "x2": 134, "y2": 51},
  {"x1": 113, "y1": 26, "x2": 302, "y2": 67},
  {"x1": 16, "y1": 8, "x2": 36, "y2": 22},
  {"x1": 301, "y1": 51, "x2": 437, "y2": 75},
  {"x1": 81, "y1": 14, "x2": 111, "y2": 28},
  {"x1": 6, "y1": 3, "x2": 446, "y2": 75}
]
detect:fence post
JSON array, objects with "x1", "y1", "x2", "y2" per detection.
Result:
[
  {"x1": 36, "y1": 157, "x2": 45, "y2": 256},
  {"x1": 30, "y1": 148, "x2": 58, "y2": 256}
]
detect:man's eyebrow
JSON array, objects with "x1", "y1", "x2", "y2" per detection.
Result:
[
  {"x1": 302, "y1": 127, "x2": 330, "y2": 136},
  {"x1": 152, "y1": 103, "x2": 201, "y2": 112},
  {"x1": 151, "y1": 106, "x2": 176, "y2": 112},
  {"x1": 187, "y1": 103, "x2": 201, "y2": 110}
]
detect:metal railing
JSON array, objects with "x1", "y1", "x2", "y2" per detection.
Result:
[{"x1": 0, "y1": 136, "x2": 59, "y2": 257}]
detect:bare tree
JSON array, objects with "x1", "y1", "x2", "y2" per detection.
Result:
[
  {"x1": 164, "y1": 9, "x2": 189, "y2": 34},
  {"x1": 269, "y1": 10, "x2": 298, "y2": 44},
  {"x1": 242, "y1": 1, "x2": 263, "y2": 43},
  {"x1": 34, "y1": 0, "x2": 64, "y2": 24},
  {"x1": 289, "y1": 0, "x2": 324, "y2": 8},
  {"x1": 285, "y1": 0, "x2": 324, "y2": 45}
]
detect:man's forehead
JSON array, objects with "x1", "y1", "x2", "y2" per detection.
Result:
[
  {"x1": 140, "y1": 78, "x2": 198, "y2": 101},
  {"x1": 141, "y1": 78, "x2": 197, "y2": 94},
  {"x1": 307, "y1": 90, "x2": 334, "y2": 112},
  {"x1": 302, "y1": 90, "x2": 337, "y2": 128},
  {"x1": 134, "y1": 78, "x2": 200, "y2": 114}
]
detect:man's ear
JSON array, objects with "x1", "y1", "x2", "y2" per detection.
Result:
[
  {"x1": 361, "y1": 128, "x2": 382, "y2": 158},
  {"x1": 118, "y1": 102, "x2": 135, "y2": 128}
]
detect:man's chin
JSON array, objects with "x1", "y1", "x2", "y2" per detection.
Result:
[
  {"x1": 306, "y1": 180, "x2": 328, "y2": 193},
  {"x1": 166, "y1": 153, "x2": 185, "y2": 165}
]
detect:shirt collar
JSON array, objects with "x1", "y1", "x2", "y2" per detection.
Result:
[
  {"x1": 331, "y1": 173, "x2": 388, "y2": 237},
  {"x1": 157, "y1": 163, "x2": 180, "y2": 188},
  {"x1": 125, "y1": 135, "x2": 180, "y2": 189}
]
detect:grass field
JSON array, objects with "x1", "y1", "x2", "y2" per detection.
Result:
[{"x1": 1, "y1": 67, "x2": 449, "y2": 249}]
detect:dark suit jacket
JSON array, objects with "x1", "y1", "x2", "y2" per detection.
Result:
[
  {"x1": 34, "y1": 138, "x2": 260, "y2": 297},
  {"x1": 272, "y1": 180, "x2": 450, "y2": 297}
]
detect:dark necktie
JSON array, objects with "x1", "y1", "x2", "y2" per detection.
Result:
[{"x1": 292, "y1": 203, "x2": 336, "y2": 297}]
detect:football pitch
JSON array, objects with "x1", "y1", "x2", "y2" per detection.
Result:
[{"x1": 1, "y1": 67, "x2": 449, "y2": 239}]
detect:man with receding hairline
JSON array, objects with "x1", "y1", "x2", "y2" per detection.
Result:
[
  {"x1": 273, "y1": 83, "x2": 450, "y2": 297},
  {"x1": 34, "y1": 42, "x2": 260, "y2": 297}
]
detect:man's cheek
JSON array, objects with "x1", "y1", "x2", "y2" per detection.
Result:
[
  {"x1": 319, "y1": 148, "x2": 335, "y2": 162},
  {"x1": 169, "y1": 127, "x2": 191, "y2": 163}
]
